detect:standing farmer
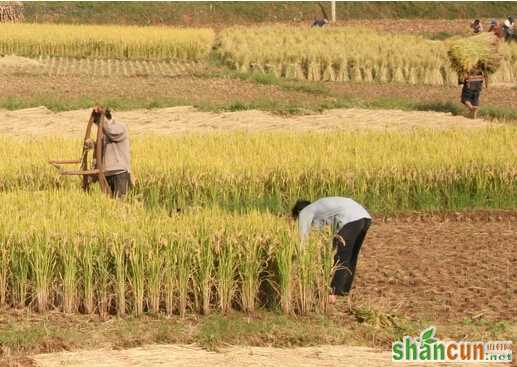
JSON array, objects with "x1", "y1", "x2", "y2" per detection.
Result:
[
  {"x1": 291, "y1": 197, "x2": 372, "y2": 303},
  {"x1": 460, "y1": 69, "x2": 486, "y2": 119},
  {"x1": 85, "y1": 107, "x2": 132, "y2": 197}
]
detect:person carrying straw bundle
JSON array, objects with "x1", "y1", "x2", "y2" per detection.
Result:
[
  {"x1": 448, "y1": 32, "x2": 502, "y2": 119},
  {"x1": 460, "y1": 69, "x2": 485, "y2": 119}
]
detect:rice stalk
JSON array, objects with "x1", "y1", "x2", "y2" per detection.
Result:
[
  {"x1": 295, "y1": 241, "x2": 317, "y2": 315},
  {"x1": 0, "y1": 237, "x2": 10, "y2": 307},
  {"x1": 215, "y1": 230, "x2": 238, "y2": 314},
  {"x1": 29, "y1": 234, "x2": 56, "y2": 312},
  {"x1": 163, "y1": 237, "x2": 177, "y2": 316},
  {"x1": 146, "y1": 239, "x2": 164, "y2": 314},
  {"x1": 128, "y1": 240, "x2": 146, "y2": 316},
  {"x1": 95, "y1": 244, "x2": 111, "y2": 319},
  {"x1": 194, "y1": 226, "x2": 214, "y2": 315},
  {"x1": 239, "y1": 232, "x2": 265, "y2": 313},
  {"x1": 110, "y1": 239, "x2": 127, "y2": 316},
  {"x1": 60, "y1": 238, "x2": 78, "y2": 313},
  {"x1": 176, "y1": 237, "x2": 192, "y2": 317},
  {"x1": 10, "y1": 240, "x2": 30, "y2": 308},
  {"x1": 81, "y1": 239, "x2": 96, "y2": 314},
  {"x1": 276, "y1": 231, "x2": 295, "y2": 314}
]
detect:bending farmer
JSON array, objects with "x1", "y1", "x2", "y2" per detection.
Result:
[
  {"x1": 86, "y1": 107, "x2": 132, "y2": 197},
  {"x1": 291, "y1": 197, "x2": 372, "y2": 302}
]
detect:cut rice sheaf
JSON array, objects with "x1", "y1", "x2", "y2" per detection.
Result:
[{"x1": 447, "y1": 33, "x2": 502, "y2": 75}]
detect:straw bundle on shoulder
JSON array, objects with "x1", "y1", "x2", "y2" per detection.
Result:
[{"x1": 447, "y1": 33, "x2": 502, "y2": 74}]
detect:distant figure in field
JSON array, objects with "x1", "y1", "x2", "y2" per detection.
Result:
[
  {"x1": 488, "y1": 19, "x2": 504, "y2": 38},
  {"x1": 312, "y1": 18, "x2": 329, "y2": 28},
  {"x1": 502, "y1": 16, "x2": 515, "y2": 41},
  {"x1": 291, "y1": 197, "x2": 372, "y2": 303},
  {"x1": 459, "y1": 69, "x2": 486, "y2": 119},
  {"x1": 470, "y1": 19, "x2": 483, "y2": 33}
]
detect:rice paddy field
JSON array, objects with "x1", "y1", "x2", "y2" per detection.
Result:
[
  {"x1": 215, "y1": 26, "x2": 517, "y2": 85},
  {"x1": 0, "y1": 128, "x2": 515, "y2": 319},
  {"x1": 0, "y1": 191, "x2": 334, "y2": 316},
  {"x1": 0, "y1": 13, "x2": 516, "y2": 367},
  {"x1": 2, "y1": 23, "x2": 517, "y2": 85},
  {"x1": 2, "y1": 130, "x2": 517, "y2": 213},
  {"x1": 0, "y1": 23, "x2": 214, "y2": 61}
]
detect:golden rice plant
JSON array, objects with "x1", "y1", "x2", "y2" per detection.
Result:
[
  {"x1": 0, "y1": 235, "x2": 9, "y2": 307},
  {"x1": 0, "y1": 125, "x2": 515, "y2": 318},
  {"x1": 0, "y1": 129, "x2": 516, "y2": 214},
  {"x1": 0, "y1": 190, "x2": 337, "y2": 316},
  {"x1": 29, "y1": 233, "x2": 56, "y2": 312},
  {"x1": 0, "y1": 23, "x2": 214, "y2": 61},
  {"x1": 194, "y1": 224, "x2": 214, "y2": 315},
  {"x1": 10, "y1": 240, "x2": 30, "y2": 309},
  {"x1": 59, "y1": 237, "x2": 79, "y2": 313}
]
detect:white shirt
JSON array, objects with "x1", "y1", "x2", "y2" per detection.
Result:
[{"x1": 298, "y1": 197, "x2": 371, "y2": 240}]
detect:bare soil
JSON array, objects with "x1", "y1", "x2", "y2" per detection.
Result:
[
  {"x1": 328, "y1": 81, "x2": 517, "y2": 110},
  {"x1": 0, "y1": 75, "x2": 316, "y2": 110},
  {"x1": 0, "y1": 106, "x2": 493, "y2": 136},
  {"x1": 2, "y1": 73, "x2": 517, "y2": 116},
  {"x1": 357, "y1": 211, "x2": 516, "y2": 321},
  {"x1": 0, "y1": 55, "x2": 42, "y2": 68}
]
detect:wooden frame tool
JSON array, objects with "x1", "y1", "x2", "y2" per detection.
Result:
[{"x1": 49, "y1": 109, "x2": 111, "y2": 195}]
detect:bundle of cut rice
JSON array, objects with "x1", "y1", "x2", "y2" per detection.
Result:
[
  {"x1": 447, "y1": 33, "x2": 502, "y2": 74},
  {"x1": 0, "y1": 2, "x2": 24, "y2": 23}
]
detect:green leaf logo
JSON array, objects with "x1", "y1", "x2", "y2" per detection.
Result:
[{"x1": 420, "y1": 327, "x2": 437, "y2": 345}]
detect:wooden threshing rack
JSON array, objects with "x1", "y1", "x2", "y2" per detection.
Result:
[{"x1": 49, "y1": 109, "x2": 112, "y2": 195}]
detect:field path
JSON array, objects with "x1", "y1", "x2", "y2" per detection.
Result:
[
  {"x1": 32, "y1": 344, "x2": 469, "y2": 367},
  {"x1": 0, "y1": 106, "x2": 494, "y2": 136}
]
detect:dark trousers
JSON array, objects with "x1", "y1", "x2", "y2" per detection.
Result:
[
  {"x1": 106, "y1": 172, "x2": 130, "y2": 198},
  {"x1": 331, "y1": 218, "x2": 371, "y2": 295}
]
